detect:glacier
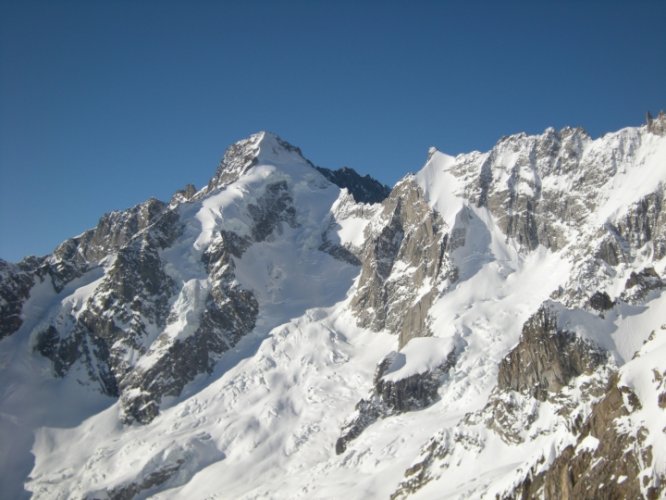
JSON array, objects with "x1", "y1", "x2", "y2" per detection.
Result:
[{"x1": 1, "y1": 117, "x2": 665, "y2": 499}]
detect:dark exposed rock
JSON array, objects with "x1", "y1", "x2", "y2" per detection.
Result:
[
  {"x1": 0, "y1": 257, "x2": 43, "y2": 339},
  {"x1": 391, "y1": 304, "x2": 615, "y2": 499},
  {"x1": 318, "y1": 238, "x2": 361, "y2": 266},
  {"x1": 5, "y1": 124, "x2": 666, "y2": 495},
  {"x1": 115, "y1": 177, "x2": 308, "y2": 423},
  {"x1": 647, "y1": 110, "x2": 666, "y2": 136},
  {"x1": 53, "y1": 198, "x2": 169, "y2": 279},
  {"x1": 205, "y1": 135, "x2": 261, "y2": 193},
  {"x1": 622, "y1": 267, "x2": 664, "y2": 303},
  {"x1": 118, "y1": 222, "x2": 260, "y2": 424},
  {"x1": 588, "y1": 291, "x2": 614, "y2": 312},
  {"x1": 170, "y1": 183, "x2": 197, "y2": 205},
  {"x1": 497, "y1": 304, "x2": 607, "y2": 401},
  {"x1": 204, "y1": 132, "x2": 323, "y2": 195},
  {"x1": 336, "y1": 348, "x2": 458, "y2": 454},
  {"x1": 391, "y1": 425, "x2": 486, "y2": 499},
  {"x1": 594, "y1": 227, "x2": 626, "y2": 266},
  {"x1": 316, "y1": 166, "x2": 391, "y2": 204},
  {"x1": 119, "y1": 230, "x2": 259, "y2": 424},
  {"x1": 611, "y1": 190, "x2": 665, "y2": 259},
  {"x1": 482, "y1": 391, "x2": 540, "y2": 446},
  {"x1": 626, "y1": 267, "x2": 660, "y2": 289},
  {"x1": 247, "y1": 181, "x2": 298, "y2": 241},
  {"x1": 35, "y1": 215, "x2": 182, "y2": 401},
  {"x1": 24, "y1": 197, "x2": 171, "y2": 305},
  {"x1": 99, "y1": 460, "x2": 184, "y2": 500},
  {"x1": 391, "y1": 439, "x2": 440, "y2": 499}
]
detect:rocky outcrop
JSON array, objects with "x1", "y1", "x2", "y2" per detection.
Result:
[
  {"x1": 0, "y1": 257, "x2": 42, "y2": 339},
  {"x1": 560, "y1": 186, "x2": 666, "y2": 308},
  {"x1": 497, "y1": 305, "x2": 607, "y2": 401},
  {"x1": 336, "y1": 348, "x2": 458, "y2": 454},
  {"x1": 443, "y1": 124, "x2": 665, "y2": 312},
  {"x1": 34, "y1": 210, "x2": 182, "y2": 399},
  {"x1": 247, "y1": 181, "x2": 298, "y2": 241},
  {"x1": 118, "y1": 230, "x2": 258, "y2": 424},
  {"x1": 391, "y1": 298, "x2": 666, "y2": 500},
  {"x1": 204, "y1": 134, "x2": 262, "y2": 193},
  {"x1": 588, "y1": 290, "x2": 614, "y2": 312},
  {"x1": 108, "y1": 176, "x2": 304, "y2": 423},
  {"x1": 471, "y1": 127, "x2": 590, "y2": 251},
  {"x1": 31, "y1": 161, "x2": 310, "y2": 423},
  {"x1": 0, "y1": 199, "x2": 170, "y2": 342},
  {"x1": 316, "y1": 166, "x2": 391, "y2": 204},
  {"x1": 512, "y1": 372, "x2": 663, "y2": 499},
  {"x1": 646, "y1": 110, "x2": 666, "y2": 136},
  {"x1": 4, "y1": 124, "x2": 666, "y2": 497},
  {"x1": 611, "y1": 189, "x2": 665, "y2": 260},
  {"x1": 169, "y1": 183, "x2": 197, "y2": 206},
  {"x1": 48, "y1": 198, "x2": 169, "y2": 291},
  {"x1": 318, "y1": 236, "x2": 362, "y2": 265},
  {"x1": 391, "y1": 305, "x2": 611, "y2": 498},
  {"x1": 351, "y1": 177, "x2": 452, "y2": 347},
  {"x1": 622, "y1": 267, "x2": 665, "y2": 303},
  {"x1": 422, "y1": 122, "x2": 664, "y2": 312},
  {"x1": 507, "y1": 324, "x2": 666, "y2": 499}
]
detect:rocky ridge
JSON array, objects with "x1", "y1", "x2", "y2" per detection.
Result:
[{"x1": 1, "y1": 116, "x2": 665, "y2": 499}]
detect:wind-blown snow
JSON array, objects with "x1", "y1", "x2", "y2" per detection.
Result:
[{"x1": 415, "y1": 149, "x2": 463, "y2": 228}]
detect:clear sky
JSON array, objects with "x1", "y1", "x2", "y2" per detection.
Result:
[{"x1": 1, "y1": 0, "x2": 664, "y2": 262}]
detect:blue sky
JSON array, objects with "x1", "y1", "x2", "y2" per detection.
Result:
[{"x1": 1, "y1": 0, "x2": 664, "y2": 262}]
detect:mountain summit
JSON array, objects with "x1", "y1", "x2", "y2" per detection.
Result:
[{"x1": 1, "y1": 117, "x2": 665, "y2": 499}]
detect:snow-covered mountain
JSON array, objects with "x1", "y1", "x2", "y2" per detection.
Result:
[{"x1": 1, "y1": 115, "x2": 665, "y2": 499}]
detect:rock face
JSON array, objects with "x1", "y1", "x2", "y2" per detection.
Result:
[
  {"x1": 0, "y1": 257, "x2": 42, "y2": 340},
  {"x1": 622, "y1": 267, "x2": 665, "y2": 303},
  {"x1": 0, "y1": 199, "x2": 170, "y2": 341},
  {"x1": 336, "y1": 347, "x2": 458, "y2": 454},
  {"x1": 33, "y1": 208, "x2": 190, "y2": 422},
  {"x1": 2, "y1": 122, "x2": 666, "y2": 499},
  {"x1": 446, "y1": 126, "x2": 591, "y2": 251},
  {"x1": 513, "y1": 376, "x2": 659, "y2": 500},
  {"x1": 390, "y1": 304, "x2": 613, "y2": 499},
  {"x1": 204, "y1": 134, "x2": 263, "y2": 192},
  {"x1": 497, "y1": 304, "x2": 608, "y2": 401},
  {"x1": 511, "y1": 323, "x2": 666, "y2": 500},
  {"x1": 3, "y1": 131, "x2": 375, "y2": 426},
  {"x1": 351, "y1": 177, "x2": 453, "y2": 347},
  {"x1": 646, "y1": 110, "x2": 666, "y2": 136},
  {"x1": 316, "y1": 165, "x2": 391, "y2": 204}
]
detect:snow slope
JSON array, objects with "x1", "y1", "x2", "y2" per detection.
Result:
[{"x1": 2, "y1": 120, "x2": 666, "y2": 499}]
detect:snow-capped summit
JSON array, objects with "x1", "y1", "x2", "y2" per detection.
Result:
[
  {"x1": 1, "y1": 117, "x2": 665, "y2": 499},
  {"x1": 203, "y1": 131, "x2": 390, "y2": 205},
  {"x1": 203, "y1": 131, "x2": 311, "y2": 194},
  {"x1": 252, "y1": 130, "x2": 309, "y2": 163}
]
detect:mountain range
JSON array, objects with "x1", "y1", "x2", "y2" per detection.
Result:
[{"x1": 1, "y1": 113, "x2": 665, "y2": 499}]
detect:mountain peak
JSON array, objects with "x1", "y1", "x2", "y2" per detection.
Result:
[
  {"x1": 252, "y1": 131, "x2": 309, "y2": 164},
  {"x1": 204, "y1": 131, "x2": 310, "y2": 193},
  {"x1": 2, "y1": 118, "x2": 666, "y2": 499}
]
